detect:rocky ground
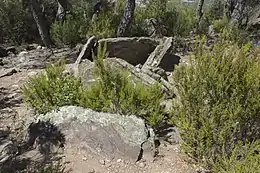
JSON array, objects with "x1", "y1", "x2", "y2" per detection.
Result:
[{"x1": 0, "y1": 38, "x2": 197, "y2": 173}]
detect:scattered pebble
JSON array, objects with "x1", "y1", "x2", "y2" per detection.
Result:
[
  {"x1": 99, "y1": 159, "x2": 105, "y2": 165},
  {"x1": 88, "y1": 169, "x2": 95, "y2": 173},
  {"x1": 136, "y1": 161, "x2": 146, "y2": 168},
  {"x1": 116, "y1": 159, "x2": 122, "y2": 163}
]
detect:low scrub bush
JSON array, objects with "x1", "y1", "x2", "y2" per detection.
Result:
[
  {"x1": 171, "y1": 35, "x2": 260, "y2": 170},
  {"x1": 51, "y1": 0, "x2": 122, "y2": 45},
  {"x1": 22, "y1": 42, "x2": 165, "y2": 127},
  {"x1": 0, "y1": 0, "x2": 36, "y2": 44},
  {"x1": 50, "y1": 1, "x2": 91, "y2": 47},
  {"x1": 213, "y1": 140, "x2": 260, "y2": 173},
  {"x1": 131, "y1": 0, "x2": 196, "y2": 37},
  {"x1": 80, "y1": 42, "x2": 166, "y2": 127},
  {"x1": 87, "y1": 9, "x2": 118, "y2": 38},
  {"x1": 22, "y1": 60, "x2": 84, "y2": 114},
  {"x1": 212, "y1": 17, "x2": 229, "y2": 33}
]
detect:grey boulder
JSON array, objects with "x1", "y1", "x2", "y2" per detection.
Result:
[
  {"x1": 98, "y1": 37, "x2": 158, "y2": 65},
  {"x1": 37, "y1": 106, "x2": 155, "y2": 162}
]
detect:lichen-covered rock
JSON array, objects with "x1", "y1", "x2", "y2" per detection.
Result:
[{"x1": 37, "y1": 106, "x2": 156, "y2": 161}]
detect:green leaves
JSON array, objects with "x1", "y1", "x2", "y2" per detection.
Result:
[
  {"x1": 22, "y1": 59, "x2": 84, "y2": 114},
  {"x1": 172, "y1": 34, "x2": 260, "y2": 170}
]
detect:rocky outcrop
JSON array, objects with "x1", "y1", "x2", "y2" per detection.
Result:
[
  {"x1": 36, "y1": 106, "x2": 156, "y2": 162},
  {"x1": 73, "y1": 36, "x2": 181, "y2": 97},
  {"x1": 142, "y1": 37, "x2": 180, "y2": 72},
  {"x1": 98, "y1": 37, "x2": 159, "y2": 65}
]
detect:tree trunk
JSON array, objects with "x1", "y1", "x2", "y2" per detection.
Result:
[
  {"x1": 30, "y1": 0, "x2": 53, "y2": 47},
  {"x1": 223, "y1": 0, "x2": 234, "y2": 19},
  {"x1": 56, "y1": 0, "x2": 72, "y2": 21},
  {"x1": 117, "y1": 0, "x2": 135, "y2": 37},
  {"x1": 196, "y1": 0, "x2": 205, "y2": 31},
  {"x1": 230, "y1": 0, "x2": 246, "y2": 25}
]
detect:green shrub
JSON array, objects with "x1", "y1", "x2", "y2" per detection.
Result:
[
  {"x1": 0, "y1": 0, "x2": 36, "y2": 44},
  {"x1": 50, "y1": 1, "x2": 91, "y2": 47},
  {"x1": 51, "y1": 0, "x2": 122, "y2": 44},
  {"x1": 131, "y1": 0, "x2": 196, "y2": 37},
  {"x1": 171, "y1": 36, "x2": 260, "y2": 170},
  {"x1": 22, "y1": 60, "x2": 84, "y2": 114},
  {"x1": 213, "y1": 140, "x2": 260, "y2": 173},
  {"x1": 206, "y1": 0, "x2": 224, "y2": 21},
  {"x1": 165, "y1": 1, "x2": 196, "y2": 36},
  {"x1": 88, "y1": 9, "x2": 118, "y2": 38},
  {"x1": 212, "y1": 17, "x2": 229, "y2": 33},
  {"x1": 80, "y1": 42, "x2": 166, "y2": 127}
]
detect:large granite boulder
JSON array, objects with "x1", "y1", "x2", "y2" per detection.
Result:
[
  {"x1": 36, "y1": 106, "x2": 155, "y2": 162},
  {"x1": 98, "y1": 37, "x2": 159, "y2": 65}
]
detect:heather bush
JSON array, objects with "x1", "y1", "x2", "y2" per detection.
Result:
[
  {"x1": 213, "y1": 140, "x2": 260, "y2": 173},
  {"x1": 50, "y1": 0, "x2": 92, "y2": 46},
  {"x1": 22, "y1": 60, "x2": 84, "y2": 114},
  {"x1": 80, "y1": 42, "x2": 166, "y2": 127},
  {"x1": 131, "y1": 0, "x2": 196, "y2": 37},
  {"x1": 172, "y1": 35, "x2": 260, "y2": 170},
  {"x1": 0, "y1": 0, "x2": 36, "y2": 44}
]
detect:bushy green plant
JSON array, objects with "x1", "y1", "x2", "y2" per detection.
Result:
[
  {"x1": 22, "y1": 60, "x2": 84, "y2": 114},
  {"x1": 212, "y1": 17, "x2": 229, "y2": 33},
  {"x1": 165, "y1": 1, "x2": 196, "y2": 36},
  {"x1": 0, "y1": 0, "x2": 36, "y2": 44},
  {"x1": 131, "y1": 0, "x2": 196, "y2": 37},
  {"x1": 213, "y1": 140, "x2": 260, "y2": 173},
  {"x1": 80, "y1": 42, "x2": 165, "y2": 127},
  {"x1": 51, "y1": 0, "x2": 122, "y2": 44},
  {"x1": 50, "y1": 1, "x2": 91, "y2": 47},
  {"x1": 206, "y1": 0, "x2": 224, "y2": 21},
  {"x1": 88, "y1": 9, "x2": 118, "y2": 38},
  {"x1": 172, "y1": 36, "x2": 260, "y2": 170}
]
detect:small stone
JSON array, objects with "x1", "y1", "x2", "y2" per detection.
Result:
[
  {"x1": 28, "y1": 71, "x2": 38, "y2": 77},
  {"x1": 18, "y1": 51, "x2": 29, "y2": 57},
  {"x1": 88, "y1": 169, "x2": 95, "y2": 173},
  {"x1": 137, "y1": 162, "x2": 146, "y2": 168},
  {"x1": 82, "y1": 157, "x2": 87, "y2": 161},
  {"x1": 105, "y1": 158, "x2": 111, "y2": 163},
  {"x1": 116, "y1": 158, "x2": 122, "y2": 163},
  {"x1": 11, "y1": 85, "x2": 19, "y2": 89},
  {"x1": 36, "y1": 46, "x2": 42, "y2": 50},
  {"x1": 99, "y1": 159, "x2": 105, "y2": 165}
]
